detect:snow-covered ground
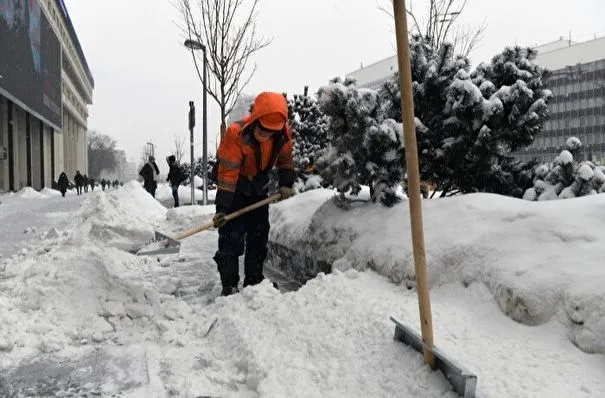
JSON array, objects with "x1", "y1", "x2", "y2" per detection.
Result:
[{"x1": 0, "y1": 184, "x2": 603, "y2": 397}]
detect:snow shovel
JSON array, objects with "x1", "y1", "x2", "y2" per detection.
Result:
[
  {"x1": 389, "y1": 1, "x2": 476, "y2": 397},
  {"x1": 136, "y1": 193, "x2": 283, "y2": 256}
]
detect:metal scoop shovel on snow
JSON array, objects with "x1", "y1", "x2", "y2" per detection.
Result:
[{"x1": 135, "y1": 193, "x2": 282, "y2": 256}]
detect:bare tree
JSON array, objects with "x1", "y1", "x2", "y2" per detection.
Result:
[
  {"x1": 379, "y1": 0, "x2": 486, "y2": 57},
  {"x1": 173, "y1": 134, "x2": 187, "y2": 163},
  {"x1": 88, "y1": 131, "x2": 118, "y2": 178},
  {"x1": 176, "y1": 0, "x2": 272, "y2": 137}
]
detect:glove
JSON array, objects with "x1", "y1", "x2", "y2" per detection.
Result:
[
  {"x1": 278, "y1": 186, "x2": 295, "y2": 201},
  {"x1": 212, "y1": 212, "x2": 227, "y2": 228}
]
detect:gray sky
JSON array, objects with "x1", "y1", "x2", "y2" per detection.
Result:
[{"x1": 64, "y1": 0, "x2": 604, "y2": 174}]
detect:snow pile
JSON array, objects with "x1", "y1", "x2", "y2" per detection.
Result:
[
  {"x1": 0, "y1": 184, "x2": 215, "y2": 359},
  {"x1": 160, "y1": 275, "x2": 456, "y2": 397},
  {"x1": 16, "y1": 187, "x2": 46, "y2": 200},
  {"x1": 270, "y1": 190, "x2": 605, "y2": 354},
  {"x1": 0, "y1": 238, "x2": 220, "y2": 363},
  {"x1": 69, "y1": 181, "x2": 167, "y2": 251},
  {"x1": 156, "y1": 271, "x2": 605, "y2": 397}
]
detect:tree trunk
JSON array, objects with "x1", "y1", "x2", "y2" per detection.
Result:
[{"x1": 220, "y1": 83, "x2": 227, "y2": 139}]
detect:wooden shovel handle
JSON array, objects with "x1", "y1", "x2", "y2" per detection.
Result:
[{"x1": 174, "y1": 193, "x2": 282, "y2": 241}]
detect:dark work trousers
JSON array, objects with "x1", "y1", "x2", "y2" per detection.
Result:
[
  {"x1": 171, "y1": 186, "x2": 180, "y2": 207},
  {"x1": 214, "y1": 191, "x2": 270, "y2": 289}
]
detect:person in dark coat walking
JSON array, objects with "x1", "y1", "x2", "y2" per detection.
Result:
[
  {"x1": 166, "y1": 155, "x2": 182, "y2": 207},
  {"x1": 74, "y1": 171, "x2": 84, "y2": 195},
  {"x1": 139, "y1": 156, "x2": 160, "y2": 197},
  {"x1": 58, "y1": 172, "x2": 69, "y2": 197},
  {"x1": 101, "y1": 179, "x2": 106, "y2": 191},
  {"x1": 89, "y1": 178, "x2": 95, "y2": 191},
  {"x1": 83, "y1": 175, "x2": 89, "y2": 193}
]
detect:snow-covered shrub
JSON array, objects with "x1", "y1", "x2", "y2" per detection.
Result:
[
  {"x1": 288, "y1": 89, "x2": 330, "y2": 183},
  {"x1": 316, "y1": 78, "x2": 404, "y2": 206},
  {"x1": 293, "y1": 175, "x2": 325, "y2": 194},
  {"x1": 524, "y1": 137, "x2": 605, "y2": 200}
]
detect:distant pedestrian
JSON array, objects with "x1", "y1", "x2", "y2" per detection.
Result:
[
  {"x1": 101, "y1": 179, "x2": 106, "y2": 191},
  {"x1": 83, "y1": 175, "x2": 89, "y2": 193},
  {"x1": 166, "y1": 155, "x2": 183, "y2": 207},
  {"x1": 74, "y1": 171, "x2": 84, "y2": 195},
  {"x1": 90, "y1": 178, "x2": 95, "y2": 191},
  {"x1": 139, "y1": 156, "x2": 160, "y2": 197},
  {"x1": 58, "y1": 172, "x2": 69, "y2": 197}
]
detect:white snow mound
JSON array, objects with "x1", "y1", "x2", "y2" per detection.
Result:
[
  {"x1": 270, "y1": 190, "x2": 605, "y2": 355},
  {"x1": 69, "y1": 181, "x2": 167, "y2": 251},
  {"x1": 16, "y1": 187, "x2": 46, "y2": 200}
]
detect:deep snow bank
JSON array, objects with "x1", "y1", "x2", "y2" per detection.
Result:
[
  {"x1": 69, "y1": 181, "x2": 167, "y2": 251},
  {"x1": 0, "y1": 183, "x2": 217, "y2": 360},
  {"x1": 269, "y1": 190, "x2": 605, "y2": 354},
  {"x1": 16, "y1": 187, "x2": 47, "y2": 200}
]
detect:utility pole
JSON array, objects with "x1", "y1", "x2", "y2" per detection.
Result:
[{"x1": 188, "y1": 101, "x2": 195, "y2": 206}]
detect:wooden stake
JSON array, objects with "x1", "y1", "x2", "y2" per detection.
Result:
[{"x1": 392, "y1": 0, "x2": 435, "y2": 368}]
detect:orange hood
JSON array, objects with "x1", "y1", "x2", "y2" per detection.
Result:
[{"x1": 243, "y1": 92, "x2": 288, "y2": 131}]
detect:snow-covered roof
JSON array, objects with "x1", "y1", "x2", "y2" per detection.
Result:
[
  {"x1": 535, "y1": 36, "x2": 605, "y2": 70},
  {"x1": 346, "y1": 55, "x2": 398, "y2": 88}
]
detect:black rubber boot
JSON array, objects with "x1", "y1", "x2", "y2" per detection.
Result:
[
  {"x1": 221, "y1": 286, "x2": 240, "y2": 296},
  {"x1": 214, "y1": 252, "x2": 240, "y2": 295},
  {"x1": 243, "y1": 254, "x2": 265, "y2": 287}
]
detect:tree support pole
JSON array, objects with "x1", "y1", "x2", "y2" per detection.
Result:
[{"x1": 393, "y1": 0, "x2": 435, "y2": 368}]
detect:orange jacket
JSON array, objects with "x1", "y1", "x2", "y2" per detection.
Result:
[{"x1": 216, "y1": 92, "x2": 295, "y2": 200}]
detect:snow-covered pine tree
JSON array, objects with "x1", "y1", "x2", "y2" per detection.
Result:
[
  {"x1": 289, "y1": 87, "x2": 330, "y2": 178},
  {"x1": 180, "y1": 155, "x2": 217, "y2": 189},
  {"x1": 317, "y1": 78, "x2": 404, "y2": 206},
  {"x1": 380, "y1": 38, "x2": 551, "y2": 197}
]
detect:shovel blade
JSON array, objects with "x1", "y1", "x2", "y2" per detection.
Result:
[
  {"x1": 136, "y1": 231, "x2": 181, "y2": 256},
  {"x1": 390, "y1": 316, "x2": 477, "y2": 398}
]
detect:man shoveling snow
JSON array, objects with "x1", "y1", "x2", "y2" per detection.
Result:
[{"x1": 212, "y1": 92, "x2": 296, "y2": 296}]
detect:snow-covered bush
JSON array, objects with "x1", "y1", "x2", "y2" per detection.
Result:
[
  {"x1": 181, "y1": 155, "x2": 217, "y2": 189},
  {"x1": 524, "y1": 137, "x2": 605, "y2": 200},
  {"x1": 288, "y1": 88, "x2": 330, "y2": 182},
  {"x1": 316, "y1": 78, "x2": 404, "y2": 207},
  {"x1": 381, "y1": 37, "x2": 551, "y2": 197},
  {"x1": 293, "y1": 174, "x2": 325, "y2": 194}
]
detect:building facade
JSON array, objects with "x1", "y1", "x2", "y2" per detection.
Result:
[
  {"x1": 515, "y1": 37, "x2": 605, "y2": 163},
  {"x1": 0, "y1": 0, "x2": 93, "y2": 192}
]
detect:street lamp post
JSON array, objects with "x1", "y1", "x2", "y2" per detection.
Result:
[
  {"x1": 184, "y1": 39, "x2": 209, "y2": 205},
  {"x1": 188, "y1": 101, "x2": 195, "y2": 205}
]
